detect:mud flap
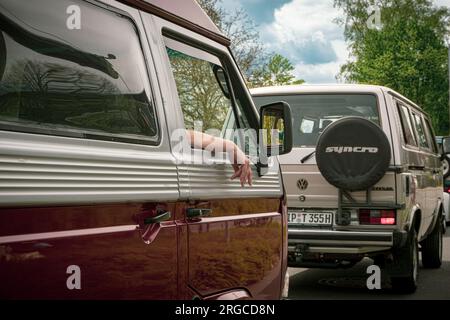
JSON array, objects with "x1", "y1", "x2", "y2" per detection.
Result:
[{"x1": 386, "y1": 230, "x2": 414, "y2": 278}]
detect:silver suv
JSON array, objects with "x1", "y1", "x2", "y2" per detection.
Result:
[{"x1": 252, "y1": 84, "x2": 445, "y2": 293}]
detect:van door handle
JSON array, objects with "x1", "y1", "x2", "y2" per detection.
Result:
[
  {"x1": 140, "y1": 210, "x2": 171, "y2": 245},
  {"x1": 144, "y1": 210, "x2": 171, "y2": 225},
  {"x1": 186, "y1": 208, "x2": 212, "y2": 218}
]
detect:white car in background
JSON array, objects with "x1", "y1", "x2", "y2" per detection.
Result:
[
  {"x1": 437, "y1": 136, "x2": 450, "y2": 229},
  {"x1": 443, "y1": 191, "x2": 450, "y2": 228}
]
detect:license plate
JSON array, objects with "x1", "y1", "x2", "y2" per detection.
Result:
[{"x1": 288, "y1": 212, "x2": 333, "y2": 226}]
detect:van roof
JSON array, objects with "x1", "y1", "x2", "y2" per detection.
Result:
[
  {"x1": 118, "y1": 0, "x2": 230, "y2": 45},
  {"x1": 250, "y1": 84, "x2": 391, "y2": 95},
  {"x1": 250, "y1": 84, "x2": 423, "y2": 111}
]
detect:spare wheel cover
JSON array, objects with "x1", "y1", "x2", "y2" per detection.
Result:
[{"x1": 316, "y1": 116, "x2": 391, "y2": 191}]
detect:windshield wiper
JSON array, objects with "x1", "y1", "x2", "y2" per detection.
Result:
[{"x1": 300, "y1": 151, "x2": 316, "y2": 163}]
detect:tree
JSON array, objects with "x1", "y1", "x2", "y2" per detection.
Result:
[
  {"x1": 166, "y1": 48, "x2": 231, "y2": 131},
  {"x1": 249, "y1": 53, "x2": 305, "y2": 88},
  {"x1": 196, "y1": 0, "x2": 266, "y2": 80},
  {"x1": 196, "y1": 0, "x2": 304, "y2": 87},
  {"x1": 335, "y1": 0, "x2": 450, "y2": 135}
]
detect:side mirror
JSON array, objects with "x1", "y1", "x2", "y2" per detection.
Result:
[
  {"x1": 259, "y1": 101, "x2": 293, "y2": 157},
  {"x1": 443, "y1": 137, "x2": 450, "y2": 154}
]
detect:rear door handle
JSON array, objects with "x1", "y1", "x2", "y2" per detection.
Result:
[
  {"x1": 144, "y1": 210, "x2": 171, "y2": 225},
  {"x1": 141, "y1": 210, "x2": 171, "y2": 245},
  {"x1": 186, "y1": 208, "x2": 212, "y2": 218}
]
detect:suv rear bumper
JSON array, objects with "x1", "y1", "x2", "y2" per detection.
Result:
[{"x1": 288, "y1": 229, "x2": 407, "y2": 254}]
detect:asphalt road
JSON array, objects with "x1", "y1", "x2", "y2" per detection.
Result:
[{"x1": 288, "y1": 226, "x2": 450, "y2": 300}]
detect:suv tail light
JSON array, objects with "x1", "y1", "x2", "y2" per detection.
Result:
[
  {"x1": 359, "y1": 209, "x2": 396, "y2": 225},
  {"x1": 445, "y1": 187, "x2": 450, "y2": 194}
]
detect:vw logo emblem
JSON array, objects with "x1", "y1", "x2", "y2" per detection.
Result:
[{"x1": 297, "y1": 179, "x2": 308, "y2": 190}]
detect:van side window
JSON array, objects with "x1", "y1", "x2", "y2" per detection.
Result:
[
  {"x1": 397, "y1": 103, "x2": 417, "y2": 147},
  {"x1": 165, "y1": 41, "x2": 231, "y2": 132},
  {"x1": 0, "y1": 0, "x2": 158, "y2": 144},
  {"x1": 164, "y1": 37, "x2": 256, "y2": 154},
  {"x1": 412, "y1": 112, "x2": 430, "y2": 150},
  {"x1": 424, "y1": 118, "x2": 438, "y2": 154}
]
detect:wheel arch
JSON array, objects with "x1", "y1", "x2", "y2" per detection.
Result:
[{"x1": 406, "y1": 205, "x2": 421, "y2": 234}]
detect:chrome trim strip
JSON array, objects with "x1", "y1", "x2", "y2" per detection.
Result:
[
  {"x1": 0, "y1": 225, "x2": 139, "y2": 244},
  {"x1": 192, "y1": 212, "x2": 280, "y2": 224},
  {"x1": 288, "y1": 245, "x2": 390, "y2": 254},
  {"x1": 288, "y1": 229, "x2": 393, "y2": 247}
]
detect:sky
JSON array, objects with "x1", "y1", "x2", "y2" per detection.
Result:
[{"x1": 221, "y1": 0, "x2": 450, "y2": 84}]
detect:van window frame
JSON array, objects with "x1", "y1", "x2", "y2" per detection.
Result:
[
  {"x1": 423, "y1": 116, "x2": 438, "y2": 154},
  {"x1": 396, "y1": 101, "x2": 418, "y2": 148},
  {"x1": 161, "y1": 28, "x2": 259, "y2": 132},
  {"x1": 410, "y1": 110, "x2": 431, "y2": 152},
  {"x1": 0, "y1": 0, "x2": 161, "y2": 146}
]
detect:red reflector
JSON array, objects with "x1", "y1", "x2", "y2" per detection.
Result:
[
  {"x1": 359, "y1": 209, "x2": 396, "y2": 225},
  {"x1": 359, "y1": 209, "x2": 370, "y2": 224}
]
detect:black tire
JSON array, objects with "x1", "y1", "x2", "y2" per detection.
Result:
[
  {"x1": 391, "y1": 228, "x2": 419, "y2": 294},
  {"x1": 422, "y1": 214, "x2": 443, "y2": 269},
  {"x1": 442, "y1": 155, "x2": 450, "y2": 179}
]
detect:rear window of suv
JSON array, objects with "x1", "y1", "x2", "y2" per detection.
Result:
[{"x1": 253, "y1": 94, "x2": 379, "y2": 147}]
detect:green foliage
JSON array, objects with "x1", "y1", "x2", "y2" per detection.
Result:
[
  {"x1": 249, "y1": 53, "x2": 305, "y2": 88},
  {"x1": 166, "y1": 48, "x2": 231, "y2": 131},
  {"x1": 335, "y1": 0, "x2": 450, "y2": 135},
  {"x1": 197, "y1": 0, "x2": 304, "y2": 88},
  {"x1": 196, "y1": 0, "x2": 266, "y2": 80}
]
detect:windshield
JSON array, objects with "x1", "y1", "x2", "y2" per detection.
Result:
[{"x1": 253, "y1": 94, "x2": 379, "y2": 147}]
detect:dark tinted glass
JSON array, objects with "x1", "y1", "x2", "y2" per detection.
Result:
[
  {"x1": 424, "y1": 118, "x2": 438, "y2": 153},
  {"x1": 397, "y1": 104, "x2": 417, "y2": 147},
  {"x1": 412, "y1": 112, "x2": 430, "y2": 149},
  {"x1": 253, "y1": 94, "x2": 379, "y2": 147},
  {"x1": 0, "y1": 0, "x2": 158, "y2": 142}
]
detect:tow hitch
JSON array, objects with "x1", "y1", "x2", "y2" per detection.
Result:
[{"x1": 293, "y1": 244, "x2": 309, "y2": 263}]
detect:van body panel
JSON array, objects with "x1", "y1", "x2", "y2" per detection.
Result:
[
  {"x1": 185, "y1": 198, "x2": 283, "y2": 299},
  {"x1": 0, "y1": 131, "x2": 180, "y2": 206},
  {"x1": 386, "y1": 91, "x2": 442, "y2": 240},
  {"x1": 282, "y1": 162, "x2": 396, "y2": 209},
  {"x1": 0, "y1": 203, "x2": 178, "y2": 299}
]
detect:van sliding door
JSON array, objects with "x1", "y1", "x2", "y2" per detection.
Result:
[{"x1": 0, "y1": 0, "x2": 179, "y2": 299}]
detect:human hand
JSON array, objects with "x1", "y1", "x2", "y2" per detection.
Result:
[{"x1": 231, "y1": 157, "x2": 253, "y2": 187}]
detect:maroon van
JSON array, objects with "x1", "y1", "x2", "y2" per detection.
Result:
[{"x1": 0, "y1": 0, "x2": 292, "y2": 299}]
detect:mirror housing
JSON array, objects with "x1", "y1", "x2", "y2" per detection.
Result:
[
  {"x1": 443, "y1": 136, "x2": 450, "y2": 154},
  {"x1": 259, "y1": 101, "x2": 293, "y2": 157}
]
